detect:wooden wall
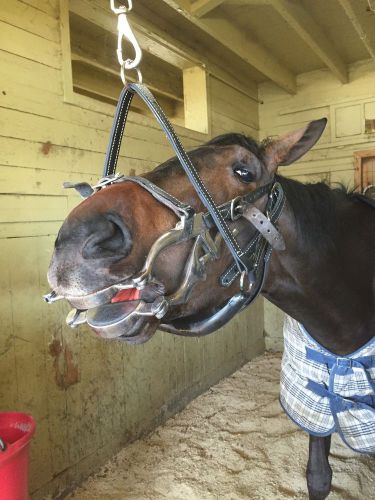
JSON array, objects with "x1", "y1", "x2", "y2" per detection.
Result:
[
  {"x1": 259, "y1": 59, "x2": 375, "y2": 350},
  {"x1": 0, "y1": 1, "x2": 263, "y2": 497}
]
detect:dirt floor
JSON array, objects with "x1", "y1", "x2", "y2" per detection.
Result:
[{"x1": 67, "y1": 352, "x2": 374, "y2": 499}]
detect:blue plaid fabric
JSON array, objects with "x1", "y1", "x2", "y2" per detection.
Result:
[{"x1": 280, "y1": 316, "x2": 375, "y2": 454}]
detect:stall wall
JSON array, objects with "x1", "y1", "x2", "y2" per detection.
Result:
[
  {"x1": 0, "y1": 1, "x2": 263, "y2": 498},
  {"x1": 259, "y1": 60, "x2": 375, "y2": 350}
]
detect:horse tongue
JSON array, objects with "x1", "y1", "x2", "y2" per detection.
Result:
[{"x1": 111, "y1": 288, "x2": 140, "y2": 303}]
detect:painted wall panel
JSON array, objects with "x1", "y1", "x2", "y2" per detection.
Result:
[{"x1": 0, "y1": 2, "x2": 263, "y2": 498}]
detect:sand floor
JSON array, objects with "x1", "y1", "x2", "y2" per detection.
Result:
[{"x1": 68, "y1": 352, "x2": 374, "y2": 499}]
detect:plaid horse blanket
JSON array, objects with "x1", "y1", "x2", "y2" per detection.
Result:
[{"x1": 280, "y1": 315, "x2": 375, "y2": 454}]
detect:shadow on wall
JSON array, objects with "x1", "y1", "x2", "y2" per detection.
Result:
[{"x1": 264, "y1": 300, "x2": 285, "y2": 352}]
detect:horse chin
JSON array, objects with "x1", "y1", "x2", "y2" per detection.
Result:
[
  {"x1": 91, "y1": 309, "x2": 160, "y2": 344},
  {"x1": 66, "y1": 285, "x2": 165, "y2": 344}
]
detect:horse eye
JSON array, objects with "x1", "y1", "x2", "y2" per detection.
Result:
[{"x1": 233, "y1": 165, "x2": 256, "y2": 183}]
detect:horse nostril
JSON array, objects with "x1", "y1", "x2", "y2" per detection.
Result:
[{"x1": 82, "y1": 213, "x2": 132, "y2": 260}]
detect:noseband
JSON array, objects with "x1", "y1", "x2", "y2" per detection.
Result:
[{"x1": 45, "y1": 83, "x2": 285, "y2": 336}]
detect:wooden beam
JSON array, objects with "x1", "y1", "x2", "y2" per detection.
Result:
[
  {"x1": 70, "y1": 0, "x2": 261, "y2": 102},
  {"x1": 191, "y1": 0, "x2": 225, "y2": 17},
  {"x1": 161, "y1": 0, "x2": 296, "y2": 93},
  {"x1": 270, "y1": 0, "x2": 348, "y2": 83},
  {"x1": 337, "y1": 0, "x2": 375, "y2": 62},
  {"x1": 183, "y1": 66, "x2": 210, "y2": 133}
]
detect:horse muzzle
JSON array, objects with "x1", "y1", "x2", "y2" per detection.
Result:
[
  {"x1": 66, "y1": 296, "x2": 168, "y2": 341},
  {"x1": 44, "y1": 281, "x2": 168, "y2": 343}
]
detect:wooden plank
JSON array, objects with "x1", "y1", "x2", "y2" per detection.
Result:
[
  {"x1": 0, "y1": 107, "x2": 172, "y2": 162},
  {"x1": 0, "y1": 137, "x2": 159, "y2": 176},
  {"x1": 19, "y1": 0, "x2": 59, "y2": 17},
  {"x1": 71, "y1": 53, "x2": 184, "y2": 103},
  {"x1": 210, "y1": 79, "x2": 259, "y2": 130},
  {"x1": 0, "y1": 0, "x2": 60, "y2": 42},
  {"x1": 0, "y1": 194, "x2": 68, "y2": 223},
  {"x1": 191, "y1": 0, "x2": 225, "y2": 17},
  {"x1": 0, "y1": 49, "x2": 62, "y2": 95},
  {"x1": 72, "y1": 61, "x2": 178, "y2": 118},
  {"x1": 337, "y1": 0, "x2": 375, "y2": 62},
  {"x1": 0, "y1": 221, "x2": 62, "y2": 239},
  {"x1": 270, "y1": 0, "x2": 348, "y2": 83},
  {"x1": 211, "y1": 111, "x2": 259, "y2": 138},
  {"x1": 183, "y1": 66, "x2": 210, "y2": 134},
  {"x1": 161, "y1": 0, "x2": 296, "y2": 94},
  {"x1": 70, "y1": 0, "x2": 190, "y2": 70},
  {"x1": 0, "y1": 165, "x2": 97, "y2": 196},
  {"x1": 69, "y1": 13, "x2": 184, "y2": 101},
  {"x1": 74, "y1": 0, "x2": 260, "y2": 103},
  {"x1": 59, "y1": 0, "x2": 74, "y2": 100},
  {"x1": 0, "y1": 242, "x2": 17, "y2": 409},
  {"x1": 0, "y1": 72, "x2": 195, "y2": 150},
  {"x1": 0, "y1": 21, "x2": 61, "y2": 69}
]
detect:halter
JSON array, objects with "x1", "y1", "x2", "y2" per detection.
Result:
[{"x1": 44, "y1": 83, "x2": 286, "y2": 336}]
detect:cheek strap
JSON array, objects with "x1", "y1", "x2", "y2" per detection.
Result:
[{"x1": 242, "y1": 207, "x2": 285, "y2": 251}]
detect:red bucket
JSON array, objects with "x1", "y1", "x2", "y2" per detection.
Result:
[{"x1": 0, "y1": 412, "x2": 36, "y2": 500}]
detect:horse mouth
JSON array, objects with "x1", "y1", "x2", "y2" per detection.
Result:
[{"x1": 65, "y1": 283, "x2": 166, "y2": 344}]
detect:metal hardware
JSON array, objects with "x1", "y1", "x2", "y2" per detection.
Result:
[
  {"x1": 43, "y1": 291, "x2": 63, "y2": 303},
  {"x1": 120, "y1": 65, "x2": 142, "y2": 85},
  {"x1": 110, "y1": 0, "x2": 142, "y2": 85},
  {"x1": 110, "y1": 0, "x2": 132, "y2": 14},
  {"x1": 230, "y1": 196, "x2": 242, "y2": 221},
  {"x1": 66, "y1": 309, "x2": 87, "y2": 328}
]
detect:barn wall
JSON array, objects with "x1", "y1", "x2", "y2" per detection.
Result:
[
  {"x1": 0, "y1": 1, "x2": 263, "y2": 498},
  {"x1": 259, "y1": 60, "x2": 375, "y2": 351}
]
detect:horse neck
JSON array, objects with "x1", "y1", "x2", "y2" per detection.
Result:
[{"x1": 262, "y1": 181, "x2": 375, "y2": 355}]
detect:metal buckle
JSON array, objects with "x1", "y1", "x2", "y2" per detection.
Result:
[{"x1": 230, "y1": 196, "x2": 242, "y2": 221}]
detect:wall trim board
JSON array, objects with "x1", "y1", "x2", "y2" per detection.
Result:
[{"x1": 278, "y1": 94, "x2": 375, "y2": 116}]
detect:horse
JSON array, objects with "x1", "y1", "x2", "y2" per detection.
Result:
[{"x1": 47, "y1": 118, "x2": 375, "y2": 499}]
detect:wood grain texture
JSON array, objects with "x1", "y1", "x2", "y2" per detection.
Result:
[{"x1": 0, "y1": 2, "x2": 264, "y2": 499}]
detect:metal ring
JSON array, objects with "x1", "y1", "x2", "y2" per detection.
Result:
[
  {"x1": 120, "y1": 65, "x2": 142, "y2": 86},
  {"x1": 230, "y1": 196, "x2": 242, "y2": 221},
  {"x1": 110, "y1": 0, "x2": 132, "y2": 14}
]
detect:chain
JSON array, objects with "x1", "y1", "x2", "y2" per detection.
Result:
[{"x1": 110, "y1": 1, "x2": 143, "y2": 85}]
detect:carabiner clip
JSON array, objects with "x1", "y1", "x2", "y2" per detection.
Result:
[{"x1": 116, "y1": 11, "x2": 142, "y2": 70}]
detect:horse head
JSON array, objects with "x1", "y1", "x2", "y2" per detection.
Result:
[{"x1": 47, "y1": 119, "x2": 326, "y2": 344}]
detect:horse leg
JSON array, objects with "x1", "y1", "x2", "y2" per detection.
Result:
[{"x1": 306, "y1": 434, "x2": 332, "y2": 500}]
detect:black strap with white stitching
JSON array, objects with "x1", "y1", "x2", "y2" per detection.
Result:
[{"x1": 103, "y1": 83, "x2": 272, "y2": 281}]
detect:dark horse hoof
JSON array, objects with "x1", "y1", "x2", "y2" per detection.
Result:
[{"x1": 307, "y1": 464, "x2": 332, "y2": 500}]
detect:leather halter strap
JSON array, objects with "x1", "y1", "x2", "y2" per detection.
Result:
[
  {"x1": 95, "y1": 173, "x2": 273, "y2": 229},
  {"x1": 103, "y1": 83, "x2": 268, "y2": 280}
]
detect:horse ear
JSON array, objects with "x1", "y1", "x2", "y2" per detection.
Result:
[{"x1": 264, "y1": 118, "x2": 327, "y2": 171}]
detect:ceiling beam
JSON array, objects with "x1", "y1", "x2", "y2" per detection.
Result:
[
  {"x1": 337, "y1": 0, "x2": 375, "y2": 62},
  {"x1": 70, "y1": 0, "x2": 261, "y2": 103},
  {"x1": 161, "y1": 0, "x2": 296, "y2": 93},
  {"x1": 191, "y1": 0, "x2": 226, "y2": 17},
  {"x1": 270, "y1": 0, "x2": 348, "y2": 83}
]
